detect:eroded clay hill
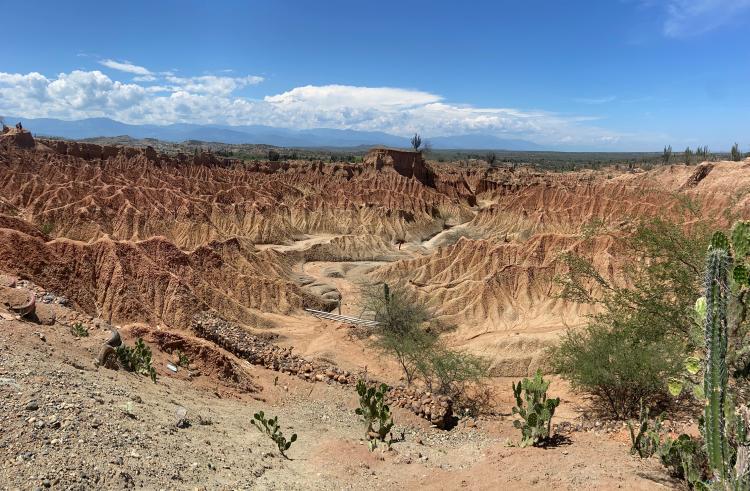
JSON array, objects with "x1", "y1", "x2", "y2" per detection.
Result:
[{"x1": 1, "y1": 134, "x2": 749, "y2": 376}]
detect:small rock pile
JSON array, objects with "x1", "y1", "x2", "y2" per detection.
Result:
[
  {"x1": 385, "y1": 386, "x2": 453, "y2": 428},
  {"x1": 191, "y1": 312, "x2": 453, "y2": 428}
]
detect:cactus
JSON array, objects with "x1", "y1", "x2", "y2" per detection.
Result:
[
  {"x1": 251, "y1": 411, "x2": 297, "y2": 458},
  {"x1": 355, "y1": 380, "x2": 394, "y2": 448},
  {"x1": 703, "y1": 243, "x2": 731, "y2": 479},
  {"x1": 699, "y1": 231, "x2": 750, "y2": 488},
  {"x1": 115, "y1": 338, "x2": 157, "y2": 383},
  {"x1": 511, "y1": 370, "x2": 560, "y2": 447},
  {"x1": 628, "y1": 399, "x2": 664, "y2": 458}
]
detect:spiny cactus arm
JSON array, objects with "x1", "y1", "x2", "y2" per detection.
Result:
[{"x1": 703, "y1": 247, "x2": 731, "y2": 481}]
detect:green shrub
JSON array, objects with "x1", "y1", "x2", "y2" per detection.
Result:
[
  {"x1": 360, "y1": 282, "x2": 437, "y2": 384},
  {"x1": 554, "y1": 217, "x2": 710, "y2": 418},
  {"x1": 116, "y1": 338, "x2": 157, "y2": 383},
  {"x1": 417, "y1": 346, "x2": 490, "y2": 398},
  {"x1": 355, "y1": 380, "x2": 394, "y2": 451},
  {"x1": 554, "y1": 323, "x2": 683, "y2": 418},
  {"x1": 511, "y1": 370, "x2": 560, "y2": 447},
  {"x1": 40, "y1": 222, "x2": 54, "y2": 236},
  {"x1": 251, "y1": 411, "x2": 297, "y2": 459},
  {"x1": 70, "y1": 322, "x2": 89, "y2": 338},
  {"x1": 267, "y1": 149, "x2": 280, "y2": 161}
]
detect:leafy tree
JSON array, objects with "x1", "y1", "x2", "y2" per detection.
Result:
[
  {"x1": 485, "y1": 152, "x2": 497, "y2": 166},
  {"x1": 267, "y1": 149, "x2": 280, "y2": 161},
  {"x1": 685, "y1": 146, "x2": 693, "y2": 165}
]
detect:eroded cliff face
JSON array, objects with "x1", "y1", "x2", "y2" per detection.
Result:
[{"x1": 1, "y1": 138, "x2": 748, "y2": 374}]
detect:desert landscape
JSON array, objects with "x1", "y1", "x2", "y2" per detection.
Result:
[
  {"x1": 3, "y1": 2, "x2": 750, "y2": 489},
  {"x1": 1, "y1": 123, "x2": 749, "y2": 489}
]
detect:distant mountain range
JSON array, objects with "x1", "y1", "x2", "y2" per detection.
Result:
[{"x1": 4, "y1": 116, "x2": 543, "y2": 150}]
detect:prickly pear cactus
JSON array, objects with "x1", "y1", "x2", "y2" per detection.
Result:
[
  {"x1": 355, "y1": 380, "x2": 394, "y2": 446},
  {"x1": 251, "y1": 411, "x2": 297, "y2": 458},
  {"x1": 511, "y1": 370, "x2": 560, "y2": 447}
]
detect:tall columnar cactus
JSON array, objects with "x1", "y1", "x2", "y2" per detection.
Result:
[
  {"x1": 703, "y1": 243, "x2": 731, "y2": 481},
  {"x1": 700, "y1": 230, "x2": 750, "y2": 489}
]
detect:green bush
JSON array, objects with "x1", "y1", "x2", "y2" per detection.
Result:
[
  {"x1": 70, "y1": 322, "x2": 89, "y2": 337},
  {"x1": 417, "y1": 346, "x2": 490, "y2": 398},
  {"x1": 40, "y1": 222, "x2": 54, "y2": 236},
  {"x1": 355, "y1": 380, "x2": 394, "y2": 450},
  {"x1": 116, "y1": 338, "x2": 157, "y2": 383},
  {"x1": 251, "y1": 411, "x2": 297, "y2": 458},
  {"x1": 360, "y1": 282, "x2": 437, "y2": 384},
  {"x1": 554, "y1": 217, "x2": 710, "y2": 418},
  {"x1": 511, "y1": 370, "x2": 560, "y2": 447},
  {"x1": 554, "y1": 324, "x2": 683, "y2": 419}
]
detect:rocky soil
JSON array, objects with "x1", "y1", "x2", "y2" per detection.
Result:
[{"x1": 0, "y1": 310, "x2": 678, "y2": 490}]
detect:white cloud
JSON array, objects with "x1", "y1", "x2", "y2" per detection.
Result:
[
  {"x1": 0, "y1": 68, "x2": 625, "y2": 147},
  {"x1": 265, "y1": 85, "x2": 440, "y2": 108},
  {"x1": 99, "y1": 59, "x2": 153, "y2": 76},
  {"x1": 165, "y1": 75, "x2": 263, "y2": 95},
  {"x1": 662, "y1": 0, "x2": 750, "y2": 37}
]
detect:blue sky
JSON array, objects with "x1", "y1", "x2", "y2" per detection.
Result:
[{"x1": 1, "y1": 0, "x2": 749, "y2": 150}]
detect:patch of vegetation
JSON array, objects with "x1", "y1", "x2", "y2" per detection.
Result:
[
  {"x1": 251, "y1": 411, "x2": 297, "y2": 459},
  {"x1": 267, "y1": 149, "x2": 280, "y2": 161},
  {"x1": 355, "y1": 380, "x2": 395, "y2": 451},
  {"x1": 731, "y1": 143, "x2": 743, "y2": 162},
  {"x1": 175, "y1": 350, "x2": 190, "y2": 368},
  {"x1": 627, "y1": 227, "x2": 750, "y2": 488},
  {"x1": 663, "y1": 145, "x2": 673, "y2": 164},
  {"x1": 511, "y1": 370, "x2": 560, "y2": 447},
  {"x1": 627, "y1": 400, "x2": 664, "y2": 458},
  {"x1": 359, "y1": 282, "x2": 490, "y2": 403},
  {"x1": 39, "y1": 222, "x2": 54, "y2": 236},
  {"x1": 417, "y1": 347, "x2": 490, "y2": 399},
  {"x1": 116, "y1": 338, "x2": 157, "y2": 383},
  {"x1": 69, "y1": 322, "x2": 89, "y2": 338},
  {"x1": 359, "y1": 282, "x2": 436, "y2": 385},
  {"x1": 553, "y1": 216, "x2": 711, "y2": 418}
]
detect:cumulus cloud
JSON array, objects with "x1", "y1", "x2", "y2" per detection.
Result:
[
  {"x1": 99, "y1": 59, "x2": 153, "y2": 76},
  {"x1": 0, "y1": 68, "x2": 623, "y2": 146},
  {"x1": 662, "y1": 0, "x2": 750, "y2": 37}
]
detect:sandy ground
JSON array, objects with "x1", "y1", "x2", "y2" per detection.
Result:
[{"x1": 0, "y1": 313, "x2": 677, "y2": 490}]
